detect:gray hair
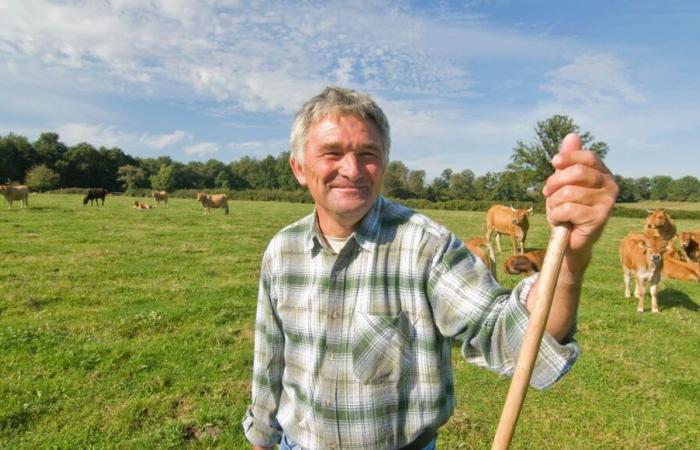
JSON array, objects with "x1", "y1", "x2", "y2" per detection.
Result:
[{"x1": 289, "y1": 86, "x2": 391, "y2": 165}]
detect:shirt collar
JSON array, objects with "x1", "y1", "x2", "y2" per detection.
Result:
[{"x1": 303, "y1": 196, "x2": 383, "y2": 254}]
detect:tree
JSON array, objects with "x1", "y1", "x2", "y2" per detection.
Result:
[
  {"x1": 0, "y1": 133, "x2": 38, "y2": 183},
  {"x1": 614, "y1": 175, "x2": 638, "y2": 202},
  {"x1": 448, "y1": 169, "x2": 476, "y2": 200},
  {"x1": 406, "y1": 170, "x2": 426, "y2": 198},
  {"x1": 25, "y1": 165, "x2": 60, "y2": 192},
  {"x1": 426, "y1": 169, "x2": 452, "y2": 201},
  {"x1": 150, "y1": 165, "x2": 177, "y2": 192},
  {"x1": 117, "y1": 165, "x2": 148, "y2": 192},
  {"x1": 650, "y1": 176, "x2": 673, "y2": 200},
  {"x1": 667, "y1": 176, "x2": 700, "y2": 202},
  {"x1": 383, "y1": 161, "x2": 411, "y2": 198},
  {"x1": 507, "y1": 115, "x2": 608, "y2": 192},
  {"x1": 33, "y1": 132, "x2": 67, "y2": 169}
]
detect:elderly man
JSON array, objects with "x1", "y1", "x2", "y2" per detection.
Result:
[{"x1": 243, "y1": 87, "x2": 618, "y2": 450}]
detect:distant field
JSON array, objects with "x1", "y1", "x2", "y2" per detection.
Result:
[
  {"x1": 1, "y1": 194, "x2": 698, "y2": 449},
  {"x1": 619, "y1": 200, "x2": 700, "y2": 211}
]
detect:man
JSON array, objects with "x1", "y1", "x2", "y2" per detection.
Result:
[{"x1": 243, "y1": 87, "x2": 618, "y2": 450}]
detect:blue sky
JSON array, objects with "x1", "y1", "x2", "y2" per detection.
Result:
[{"x1": 1, "y1": 0, "x2": 698, "y2": 179}]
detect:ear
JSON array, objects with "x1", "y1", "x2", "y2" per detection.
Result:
[{"x1": 289, "y1": 155, "x2": 307, "y2": 187}]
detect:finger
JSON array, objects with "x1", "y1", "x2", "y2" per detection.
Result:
[
  {"x1": 557, "y1": 132, "x2": 582, "y2": 156},
  {"x1": 551, "y1": 149, "x2": 612, "y2": 174}
]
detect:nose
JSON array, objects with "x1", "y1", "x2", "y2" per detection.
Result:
[
  {"x1": 652, "y1": 254, "x2": 661, "y2": 262},
  {"x1": 338, "y1": 153, "x2": 361, "y2": 179}
]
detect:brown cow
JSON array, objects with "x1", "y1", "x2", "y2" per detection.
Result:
[
  {"x1": 662, "y1": 251, "x2": 700, "y2": 282},
  {"x1": 133, "y1": 201, "x2": 153, "y2": 209},
  {"x1": 0, "y1": 185, "x2": 29, "y2": 208},
  {"x1": 196, "y1": 192, "x2": 229, "y2": 215},
  {"x1": 83, "y1": 188, "x2": 108, "y2": 205},
  {"x1": 619, "y1": 233, "x2": 666, "y2": 313},
  {"x1": 504, "y1": 249, "x2": 546, "y2": 275},
  {"x1": 465, "y1": 237, "x2": 497, "y2": 281},
  {"x1": 678, "y1": 231, "x2": 700, "y2": 263},
  {"x1": 486, "y1": 204, "x2": 533, "y2": 254},
  {"x1": 150, "y1": 191, "x2": 168, "y2": 206},
  {"x1": 643, "y1": 208, "x2": 676, "y2": 241}
]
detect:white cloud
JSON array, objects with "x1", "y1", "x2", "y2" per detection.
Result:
[
  {"x1": 543, "y1": 54, "x2": 644, "y2": 105},
  {"x1": 184, "y1": 141, "x2": 220, "y2": 156},
  {"x1": 140, "y1": 130, "x2": 190, "y2": 149},
  {"x1": 56, "y1": 123, "x2": 135, "y2": 148}
]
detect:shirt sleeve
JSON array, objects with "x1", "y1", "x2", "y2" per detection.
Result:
[
  {"x1": 426, "y1": 232, "x2": 579, "y2": 390},
  {"x1": 242, "y1": 255, "x2": 285, "y2": 446}
]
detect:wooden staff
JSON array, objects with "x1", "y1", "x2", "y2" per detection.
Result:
[{"x1": 492, "y1": 223, "x2": 572, "y2": 450}]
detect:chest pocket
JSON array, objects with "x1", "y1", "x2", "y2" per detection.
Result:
[{"x1": 352, "y1": 311, "x2": 414, "y2": 384}]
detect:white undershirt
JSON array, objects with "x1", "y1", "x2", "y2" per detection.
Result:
[{"x1": 324, "y1": 235, "x2": 351, "y2": 254}]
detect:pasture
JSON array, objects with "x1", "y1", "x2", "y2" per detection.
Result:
[{"x1": 1, "y1": 194, "x2": 698, "y2": 449}]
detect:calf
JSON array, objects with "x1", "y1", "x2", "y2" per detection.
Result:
[
  {"x1": 150, "y1": 190, "x2": 168, "y2": 206},
  {"x1": 0, "y1": 185, "x2": 29, "y2": 208},
  {"x1": 643, "y1": 208, "x2": 676, "y2": 241},
  {"x1": 662, "y1": 252, "x2": 700, "y2": 282},
  {"x1": 619, "y1": 233, "x2": 666, "y2": 313},
  {"x1": 504, "y1": 249, "x2": 546, "y2": 275},
  {"x1": 678, "y1": 231, "x2": 700, "y2": 263},
  {"x1": 133, "y1": 201, "x2": 153, "y2": 209},
  {"x1": 486, "y1": 204, "x2": 533, "y2": 254},
  {"x1": 465, "y1": 237, "x2": 497, "y2": 281},
  {"x1": 83, "y1": 188, "x2": 109, "y2": 206},
  {"x1": 196, "y1": 192, "x2": 229, "y2": 215}
]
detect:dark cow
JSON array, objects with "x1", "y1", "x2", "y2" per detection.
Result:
[
  {"x1": 504, "y1": 249, "x2": 546, "y2": 275},
  {"x1": 83, "y1": 188, "x2": 109, "y2": 205}
]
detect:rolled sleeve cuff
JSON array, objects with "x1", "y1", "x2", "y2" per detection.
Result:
[
  {"x1": 242, "y1": 407, "x2": 282, "y2": 448},
  {"x1": 504, "y1": 274, "x2": 580, "y2": 390}
]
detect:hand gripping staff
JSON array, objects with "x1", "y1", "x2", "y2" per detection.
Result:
[{"x1": 492, "y1": 223, "x2": 572, "y2": 450}]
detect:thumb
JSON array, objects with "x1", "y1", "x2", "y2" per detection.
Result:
[{"x1": 558, "y1": 132, "x2": 582, "y2": 155}]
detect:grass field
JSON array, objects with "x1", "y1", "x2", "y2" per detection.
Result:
[{"x1": 1, "y1": 194, "x2": 698, "y2": 449}]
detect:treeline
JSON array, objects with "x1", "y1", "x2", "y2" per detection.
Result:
[{"x1": 2, "y1": 124, "x2": 700, "y2": 202}]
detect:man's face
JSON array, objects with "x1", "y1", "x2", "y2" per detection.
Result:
[{"x1": 290, "y1": 114, "x2": 385, "y2": 235}]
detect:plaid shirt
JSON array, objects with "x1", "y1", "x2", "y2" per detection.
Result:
[{"x1": 243, "y1": 197, "x2": 579, "y2": 449}]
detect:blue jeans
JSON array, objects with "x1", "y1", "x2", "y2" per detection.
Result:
[{"x1": 280, "y1": 433, "x2": 437, "y2": 450}]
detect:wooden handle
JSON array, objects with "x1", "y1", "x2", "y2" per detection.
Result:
[{"x1": 492, "y1": 223, "x2": 572, "y2": 450}]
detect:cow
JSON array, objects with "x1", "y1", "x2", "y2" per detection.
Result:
[
  {"x1": 619, "y1": 232, "x2": 666, "y2": 313},
  {"x1": 133, "y1": 201, "x2": 153, "y2": 209},
  {"x1": 196, "y1": 192, "x2": 229, "y2": 215},
  {"x1": 486, "y1": 204, "x2": 533, "y2": 254},
  {"x1": 0, "y1": 185, "x2": 29, "y2": 209},
  {"x1": 465, "y1": 237, "x2": 497, "y2": 281},
  {"x1": 150, "y1": 190, "x2": 168, "y2": 206},
  {"x1": 643, "y1": 208, "x2": 676, "y2": 241},
  {"x1": 83, "y1": 188, "x2": 109, "y2": 206},
  {"x1": 678, "y1": 231, "x2": 700, "y2": 263},
  {"x1": 662, "y1": 251, "x2": 700, "y2": 282},
  {"x1": 504, "y1": 249, "x2": 546, "y2": 275}
]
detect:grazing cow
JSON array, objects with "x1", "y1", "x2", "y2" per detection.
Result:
[
  {"x1": 504, "y1": 249, "x2": 546, "y2": 275},
  {"x1": 196, "y1": 192, "x2": 229, "y2": 215},
  {"x1": 662, "y1": 252, "x2": 700, "y2": 282},
  {"x1": 465, "y1": 237, "x2": 497, "y2": 281},
  {"x1": 150, "y1": 190, "x2": 168, "y2": 206},
  {"x1": 83, "y1": 188, "x2": 109, "y2": 206},
  {"x1": 643, "y1": 208, "x2": 676, "y2": 241},
  {"x1": 486, "y1": 204, "x2": 533, "y2": 254},
  {"x1": 0, "y1": 185, "x2": 29, "y2": 208},
  {"x1": 133, "y1": 201, "x2": 153, "y2": 209},
  {"x1": 619, "y1": 233, "x2": 666, "y2": 313},
  {"x1": 678, "y1": 231, "x2": 700, "y2": 263}
]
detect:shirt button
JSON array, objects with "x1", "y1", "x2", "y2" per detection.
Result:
[
  {"x1": 331, "y1": 311, "x2": 339, "y2": 319},
  {"x1": 329, "y1": 354, "x2": 335, "y2": 361},
  {"x1": 329, "y1": 444, "x2": 336, "y2": 449},
  {"x1": 323, "y1": 400, "x2": 332, "y2": 407}
]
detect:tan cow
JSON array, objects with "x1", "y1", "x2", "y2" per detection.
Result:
[
  {"x1": 503, "y1": 249, "x2": 546, "y2": 275},
  {"x1": 486, "y1": 204, "x2": 533, "y2": 254},
  {"x1": 150, "y1": 191, "x2": 168, "y2": 206},
  {"x1": 196, "y1": 192, "x2": 229, "y2": 215},
  {"x1": 643, "y1": 208, "x2": 676, "y2": 241},
  {"x1": 0, "y1": 185, "x2": 29, "y2": 208},
  {"x1": 678, "y1": 231, "x2": 700, "y2": 263},
  {"x1": 662, "y1": 252, "x2": 700, "y2": 282},
  {"x1": 465, "y1": 237, "x2": 497, "y2": 281},
  {"x1": 619, "y1": 233, "x2": 666, "y2": 313},
  {"x1": 133, "y1": 201, "x2": 153, "y2": 209}
]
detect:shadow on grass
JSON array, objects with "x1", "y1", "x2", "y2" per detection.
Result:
[{"x1": 659, "y1": 288, "x2": 698, "y2": 311}]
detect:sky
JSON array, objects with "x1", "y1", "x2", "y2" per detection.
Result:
[{"x1": 1, "y1": 0, "x2": 698, "y2": 180}]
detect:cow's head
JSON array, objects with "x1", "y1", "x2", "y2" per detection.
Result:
[
  {"x1": 509, "y1": 205, "x2": 534, "y2": 225},
  {"x1": 82, "y1": 195, "x2": 89, "y2": 205},
  {"x1": 645, "y1": 209, "x2": 671, "y2": 230},
  {"x1": 639, "y1": 237, "x2": 665, "y2": 267},
  {"x1": 196, "y1": 192, "x2": 206, "y2": 202},
  {"x1": 150, "y1": 191, "x2": 155, "y2": 198},
  {"x1": 0, "y1": 185, "x2": 7, "y2": 193},
  {"x1": 678, "y1": 232, "x2": 699, "y2": 252}
]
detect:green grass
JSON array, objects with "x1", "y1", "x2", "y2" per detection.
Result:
[
  {"x1": 1, "y1": 194, "x2": 698, "y2": 449},
  {"x1": 619, "y1": 200, "x2": 700, "y2": 212}
]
